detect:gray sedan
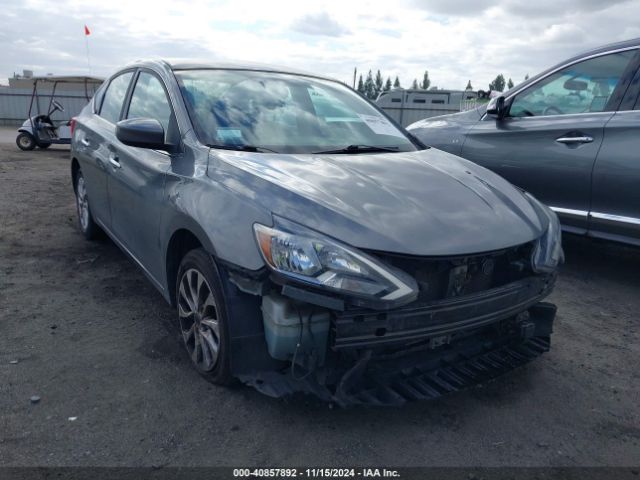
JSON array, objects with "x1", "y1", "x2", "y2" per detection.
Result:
[
  {"x1": 408, "y1": 38, "x2": 640, "y2": 247},
  {"x1": 70, "y1": 60, "x2": 561, "y2": 405}
]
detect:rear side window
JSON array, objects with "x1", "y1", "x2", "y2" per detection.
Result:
[
  {"x1": 99, "y1": 72, "x2": 133, "y2": 123},
  {"x1": 92, "y1": 83, "x2": 107, "y2": 113},
  {"x1": 127, "y1": 72, "x2": 173, "y2": 134}
]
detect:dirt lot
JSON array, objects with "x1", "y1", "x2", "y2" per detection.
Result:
[{"x1": 1, "y1": 142, "x2": 639, "y2": 468}]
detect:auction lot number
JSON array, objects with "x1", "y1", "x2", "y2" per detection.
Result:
[{"x1": 233, "y1": 468, "x2": 400, "y2": 478}]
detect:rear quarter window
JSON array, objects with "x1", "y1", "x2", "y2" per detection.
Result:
[{"x1": 99, "y1": 72, "x2": 134, "y2": 124}]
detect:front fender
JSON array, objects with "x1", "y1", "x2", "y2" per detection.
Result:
[
  {"x1": 160, "y1": 170, "x2": 273, "y2": 285},
  {"x1": 408, "y1": 108, "x2": 484, "y2": 155}
]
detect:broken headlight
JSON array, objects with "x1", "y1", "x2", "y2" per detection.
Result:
[
  {"x1": 254, "y1": 218, "x2": 418, "y2": 305},
  {"x1": 529, "y1": 196, "x2": 564, "y2": 273}
]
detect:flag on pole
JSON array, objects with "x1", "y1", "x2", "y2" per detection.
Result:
[{"x1": 84, "y1": 25, "x2": 92, "y2": 74}]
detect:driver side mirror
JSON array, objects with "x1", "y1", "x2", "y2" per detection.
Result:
[
  {"x1": 486, "y1": 95, "x2": 507, "y2": 120},
  {"x1": 116, "y1": 118, "x2": 175, "y2": 152}
]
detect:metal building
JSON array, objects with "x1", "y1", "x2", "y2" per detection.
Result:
[{"x1": 376, "y1": 89, "x2": 478, "y2": 127}]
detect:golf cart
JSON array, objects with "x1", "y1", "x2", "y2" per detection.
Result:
[{"x1": 16, "y1": 76, "x2": 103, "y2": 151}]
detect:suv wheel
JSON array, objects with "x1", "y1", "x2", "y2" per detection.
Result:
[
  {"x1": 176, "y1": 249, "x2": 232, "y2": 384},
  {"x1": 74, "y1": 170, "x2": 100, "y2": 240}
]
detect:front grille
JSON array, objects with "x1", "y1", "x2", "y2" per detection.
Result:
[
  {"x1": 332, "y1": 274, "x2": 555, "y2": 351},
  {"x1": 371, "y1": 242, "x2": 535, "y2": 304}
]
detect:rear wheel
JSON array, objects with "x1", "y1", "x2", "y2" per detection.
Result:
[
  {"x1": 16, "y1": 132, "x2": 36, "y2": 151},
  {"x1": 74, "y1": 170, "x2": 100, "y2": 240},
  {"x1": 176, "y1": 249, "x2": 232, "y2": 385}
]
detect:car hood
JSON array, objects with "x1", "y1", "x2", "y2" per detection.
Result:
[
  {"x1": 407, "y1": 105, "x2": 485, "y2": 131},
  {"x1": 406, "y1": 106, "x2": 486, "y2": 155},
  {"x1": 211, "y1": 148, "x2": 547, "y2": 256}
]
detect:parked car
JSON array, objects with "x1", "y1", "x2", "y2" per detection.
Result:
[
  {"x1": 408, "y1": 38, "x2": 640, "y2": 247},
  {"x1": 70, "y1": 60, "x2": 561, "y2": 406}
]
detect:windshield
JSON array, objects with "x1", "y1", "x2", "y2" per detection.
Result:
[{"x1": 175, "y1": 69, "x2": 417, "y2": 154}]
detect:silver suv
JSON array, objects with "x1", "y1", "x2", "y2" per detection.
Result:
[
  {"x1": 409, "y1": 38, "x2": 640, "y2": 247},
  {"x1": 70, "y1": 60, "x2": 562, "y2": 406}
]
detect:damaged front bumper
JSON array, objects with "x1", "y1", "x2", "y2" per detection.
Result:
[{"x1": 237, "y1": 274, "x2": 557, "y2": 407}]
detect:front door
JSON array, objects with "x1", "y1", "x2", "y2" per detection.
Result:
[{"x1": 108, "y1": 70, "x2": 179, "y2": 284}]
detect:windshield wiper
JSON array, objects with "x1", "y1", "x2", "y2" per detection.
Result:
[
  {"x1": 207, "y1": 144, "x2": 279, "y2": 153},
  {"x1": 312, "y1": 144, "x2": 400, "y2": 155}
]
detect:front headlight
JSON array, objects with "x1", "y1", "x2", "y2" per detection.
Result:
[
  {"x1": 529, "y1": 197, "x2": 564, "y2": 273},
  {"x1": 254, "y1": 218, "x2": 418, "y2": 305}
]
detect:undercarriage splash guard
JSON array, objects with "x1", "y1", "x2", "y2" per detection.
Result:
[{"x1": 239, "y1": 302, "x2": 556, "y2": 407}]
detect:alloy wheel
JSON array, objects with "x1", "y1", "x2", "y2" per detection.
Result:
[
  {"x1": 177, "y1": 268, "x2": 221, "y2": 371},
  {"x1": 76, "y1": 176, "x2": 90, "y2": 231}
]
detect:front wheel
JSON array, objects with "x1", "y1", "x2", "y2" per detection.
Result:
[
  {"x1": 74, "y1": 169, "x2": 100, "y2": 240},
  {"x1": 16, "y1": 132, "x2": 36, "y2": 151},
  {"x1": 176, "y1": 249, "x2": 232, "y2": 385}
]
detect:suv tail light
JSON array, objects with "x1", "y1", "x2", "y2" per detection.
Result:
[{"x1": 70, "y1": 117, "x2": 77, "y2": 136}]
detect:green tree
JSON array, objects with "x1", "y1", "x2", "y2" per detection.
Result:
[
  {"x1": 465, "y1": 80, "x2": 473, "y2": 90},
  {"x1": 420, "y1": 70, "x2": 431, "y2": 90},
  {"x1": 364, "y1": 70, "x2": 376, "y2": 99},
  {"x1": 393, "y1": 76, "x2": 401, "y2": 88},
  {"x1": 411, "y1": 78, "x2": 419, "y2": 89},
  {"x1": 357, "y1": 74, "x2": 364, "y2": 94},
  {"x1": 489, "y1": 74, "x2": 506, "y2": 92},
  {"x1": 374, "y1": 70, "x2": 384, "y2": 98},
  {"x1": 384, "y1": 77, "x2": 392, "y2": 92},
  {"x1": 507, "y1": 77, "x2": 514, "y2": 89}
]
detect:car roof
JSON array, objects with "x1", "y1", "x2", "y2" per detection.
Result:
[
  {"x1": 123, "y1": 58, "x2": 339, "y2": 83},
  {"x1": 571, "y1": 37, "x2": 640, "y2": 62}
]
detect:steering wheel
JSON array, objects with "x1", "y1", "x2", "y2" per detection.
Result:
[
  {"x1": 543, "y1": 105, "x2": 563, "y2": 116},
  {"x1": 52, "y1": 100, "x2": 65, "y2": 112}
]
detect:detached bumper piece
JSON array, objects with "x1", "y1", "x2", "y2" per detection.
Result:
[{"x1": 240, "y1": 300, "x2": 556, "y2": 407}]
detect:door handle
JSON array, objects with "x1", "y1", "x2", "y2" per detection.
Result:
[
  {"x1": 80, "y1": 138, "x2": 90, "y2": 147},
  {"x1": 555, "y1": 136, "x2": 593, "y2": 144},
  {"x1": 108, "y1": 153, "x2": 121, "y2": 169}
]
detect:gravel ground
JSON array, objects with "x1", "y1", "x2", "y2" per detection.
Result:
[
  {"x1": 0, "y1": 127, "x2": 18, "y2": 145},
  {"x1": 0, "y1": 143, "x2": 639, "y2": 468}
]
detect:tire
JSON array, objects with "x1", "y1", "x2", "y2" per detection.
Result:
[
  {"x1": 38, "y1": 142, "x2": 52, "y2": 149},
  {"x1": 176, "y1": 248, "x2": 233, "y2": 385},
  {"x1": 74, "y1": 169, "x2": 100, "y2": 240},
  {"x1": 16, "y1": 132, "x2": 36, "y2": 151}
]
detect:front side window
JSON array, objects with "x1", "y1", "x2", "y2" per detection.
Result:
[
  {"x1": 175, "y1": 69, "x2": 416, "y2": 154},
  {"x1": 127, "y1": 72, "x2": 173, "y2": 134},
  {"x1": 509, "y1": 50, "x2": 636, "y2": 117},
  {"x1": 99, "y1": 72, "x2": 133, "y2": 123}
]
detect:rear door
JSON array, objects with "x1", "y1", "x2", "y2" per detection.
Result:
[
  {"x1": 461, "y1": 49, "x2": 639, "y2": 234},
  {"x1": 76, "y1": 71, "x2": 134, "y2": 228},
  {"x1": 107, "y1": 70, "x2": 180, "y2": 283},
  {"x1": 589, "y1": 65, "x2": 640, "y2": 245}
]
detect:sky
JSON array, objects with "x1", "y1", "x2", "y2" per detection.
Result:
[{"x1": 1, "y1": 0, "x2": 639, "y2": 90}]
